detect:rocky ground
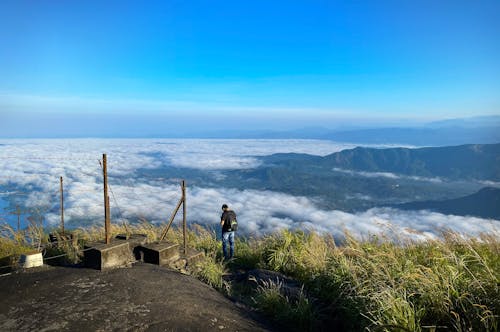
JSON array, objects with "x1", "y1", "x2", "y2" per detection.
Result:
[{"x1": 0, "y1": 263, "x2": 273, "y2": 332}]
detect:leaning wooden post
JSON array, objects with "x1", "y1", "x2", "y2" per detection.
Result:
[
  {"x1": 60, "y1": 176, "x2": 65, "y2": 235},
  {"x1": 103, "y1": 154, "x2": 111, "y2": 244},
  {"x1": 182, "y1": 180, "x2": 187, "y2": 255}
]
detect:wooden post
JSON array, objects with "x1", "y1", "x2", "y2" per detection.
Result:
[
  {"x1": 182, "y1": 180, "x2": 187, "y2": 255},
  {"x1": 103, "y1": 154, "x2": 111, "y2": 244},
  {"x1": 15, "y1": 205, "x2": 21, "y2": 231},
  {"x1": 9, "y1": 205, "x2": 22, "y2": 231},
  {"x1": 60, "y1": 176, "x2": 65, "y2": 235}
]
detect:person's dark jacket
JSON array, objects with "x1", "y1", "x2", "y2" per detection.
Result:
[{"x1": 221, "y1": 210, "x2": 237, "y2": 232}]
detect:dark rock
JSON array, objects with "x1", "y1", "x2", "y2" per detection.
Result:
[{"x1": 0, "y1": 263, "x2": 272, "y2": 331}]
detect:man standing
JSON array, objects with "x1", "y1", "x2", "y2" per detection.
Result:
[{"x1": 220, "y1": 204, "x2": 237, "y2": 260}]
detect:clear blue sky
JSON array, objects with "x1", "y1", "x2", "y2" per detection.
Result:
[{"x1": 0, "y1": 0, "x2": 499, "y2": 137}]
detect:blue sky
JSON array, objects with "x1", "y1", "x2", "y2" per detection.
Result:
[{"x1": 0, "y1": 0, "x2": 499, "y2": 137}]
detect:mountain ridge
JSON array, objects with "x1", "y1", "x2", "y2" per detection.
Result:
[
  {"x1": 264, "y1": 143, "x2": 500, "y2": 182},
  {"x1": 395, "y1": 187, "x2": 500, "y2": 219}
]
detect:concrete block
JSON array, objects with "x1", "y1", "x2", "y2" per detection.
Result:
[
  {"x1": 84, "y1": 240, "x2": 132, "y2": 270},
  {"x1": 136, "y1": 242, "x2": 180, "y2": 266},
  {"x1": 19, "y1": 252, "x2": 43, "y2": 268}
]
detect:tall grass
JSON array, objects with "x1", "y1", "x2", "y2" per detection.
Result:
[
  {"x1": 249, "y1": 230, "x2": 499, "y2": 332},
  {"x1": 253, "y1": 279, "x2": 316, "y2": 331},
  {"x1": 1, "y1": 221, "x2": 498, "y2": 331},
  {"x1": 191, "y1": 253, "x2": 227, "y2": 290}
]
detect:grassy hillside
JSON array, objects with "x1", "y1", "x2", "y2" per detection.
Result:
[{"x1": 1, "y1": 223, "x2": 498, "y2": 331}]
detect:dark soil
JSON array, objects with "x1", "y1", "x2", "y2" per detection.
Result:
[{"x1": 0, "y1": 263, "x2": 273, "y2": 332}]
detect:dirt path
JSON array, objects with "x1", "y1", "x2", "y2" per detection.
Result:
[{"x1": 0, "y1": 263, "x2": 273, "y2": 332}]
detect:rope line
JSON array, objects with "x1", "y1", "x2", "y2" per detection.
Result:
[{"x1": 0, "y1": 157, "x2": 99, "y2": 161}]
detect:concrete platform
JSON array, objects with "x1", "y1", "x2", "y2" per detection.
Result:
[
  {"x1": 83, "y1": 234, "x2": 147, "y2": 270},
  {"x1": 135, "y1": 242, "x2": 180, "y2": 266}
]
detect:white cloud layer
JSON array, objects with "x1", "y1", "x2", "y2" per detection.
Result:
[
  {"x1": 39, "y1": 185, "x2": 499, "y2": 241},
  {"x1": 332, "y1": 168, "x2": 443, "y2": 183},
  {"x1": 1, "y1": 139, "x2": 498, "y2": 241}
]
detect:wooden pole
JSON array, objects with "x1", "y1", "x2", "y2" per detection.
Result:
[
  {"x1": 103, "y1": 154, "x2": 111, "y2": 244},
  {"x1": 15, "y1": 205, "x2": 20, "y2": 231},
  {"x1": 9, "y1": 205, "x2": 22, "y2": 231},
  {"x1": 182, "y1": 180, "x2": 187, "y2": 255},
  {"x1": 106, "y1": 195, "x2": 111, "y2": 239},
  {"x1": 60, "y1": 176, "x2": 65, "y2": 235}
]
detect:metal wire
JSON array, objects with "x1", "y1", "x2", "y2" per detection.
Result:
[{"x1": 0, "y1": 157, "x2": 98, "y2": 161}]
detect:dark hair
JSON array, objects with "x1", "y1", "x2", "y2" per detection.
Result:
[{"x1": 222, "y1": 204, "x2": 228, "y2": 210}]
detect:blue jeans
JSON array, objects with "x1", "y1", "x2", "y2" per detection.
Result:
[{"x1": 222, "y1": 231, "x2": 235, "y2": 259}]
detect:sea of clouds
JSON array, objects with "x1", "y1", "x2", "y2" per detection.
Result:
[{"x1": 0, "y1": 139, "x2": 498, "y2": 240}]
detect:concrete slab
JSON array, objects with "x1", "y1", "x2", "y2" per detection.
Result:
[
  {"x1": 136, "y1": 242, "x2": 180, "y2": 266},
  {"x1": 83, "y1": 234, "x2": 147, "y2": 270}
]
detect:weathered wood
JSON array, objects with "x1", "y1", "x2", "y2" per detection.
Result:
[
  {"x1": 182, "y1": 180, "x2": 187, "y2": 255},
  {"x1": 159, "y1": 196, "x2": 183, "y2": 242},
  {"x1": 60, "y1": 176, "x2": 65, "y2": 235},
  {"x1": 103, "y1": 154, "x2": 111, "y2": 244}
]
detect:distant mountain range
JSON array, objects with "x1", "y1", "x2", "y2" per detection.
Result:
[
  {"x1": 3, "y1": 114, "x2": 499, "y2": 146},
  {"x1": 264, "y1": 143, "x2": 500, "y2": 182},
  {"x1": 325, "y1": 116, "x2": 500, "y2": 145},
  {"x1": 321, "y1": 126, "x2": 500, "y2": 146},
  {"x1": 197, "y1": 116, "x2": 500, "y2": 146},
  {"x1": 395, "y1": 187, "x2": 500, "y2": 219}
]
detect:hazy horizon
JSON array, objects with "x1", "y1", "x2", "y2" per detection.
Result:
[{"x1": 1, "y1": 114, "x2": 499, "y2": 140}]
